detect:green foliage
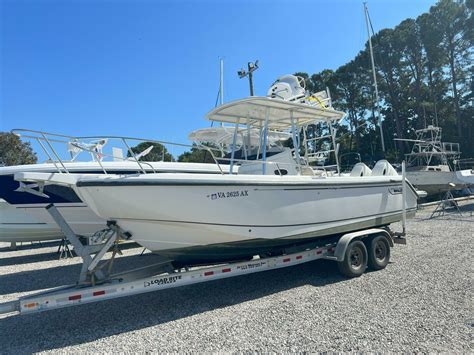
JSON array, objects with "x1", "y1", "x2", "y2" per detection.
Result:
[
  {"x1": 0, "y1": 132, "x2": 37, "y2": 166},
  {"x1": 178, "y1": 144, "x2": 217, "y2": 163},
  {"x1": 297, "y1": 0, "x2": 473, "y2": 160},
  {"x1": 384, "y1": 148, "x2": 401, "y2": 164},
  {"x1": 127, "y1": 141, "x2": 174, "y2": 162}
]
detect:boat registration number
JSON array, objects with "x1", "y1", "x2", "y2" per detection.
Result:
[{"x1": 208, "y1": 190, "x2": 249, "y2": 200}]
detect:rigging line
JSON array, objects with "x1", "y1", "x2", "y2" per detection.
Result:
[
  {"x1": 367, "y1": 9, "x2": 376, "y2": 39},
  {"x1": 366, "y1": 9, "x2": 387, "y2": 74},
  {"x1": 214, "y1": 86, "x2": 221, "y2": 107},
  {"x1": 365, "y1": 5, "x2": 390, "y2": 154},
  {"x1": 211, "y1": 83, "x2": 222, "y2": 127}
]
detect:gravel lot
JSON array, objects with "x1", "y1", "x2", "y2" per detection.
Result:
[{"x1": 0, "y1": 200, "x2": 472, "y2": 353}]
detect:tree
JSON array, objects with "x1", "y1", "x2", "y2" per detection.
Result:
[
  {"x1": 431, "y1": 0, "x2": 471, "y2": 139},
  {"x1": 417, "y1": 12, "x2": 445, "y2": 127},
  {"x1": 396, "y1": 18, "x2": 426, "y2": 129},
  {"x1": 127, "y1": 141, "x2": 174, "y2": 162},
  {"x1": 372, "y1": 28, "x2": 408, "y2": 154},
  {"x1": 296, "y1": 0, "x2": 473, "y2": 161},
  {"x1": 0, "y1": 132, "x2": 37, "y2": 166},
  {"x1": 178, "y1": 144, "x2": 218, "y2": 163}
]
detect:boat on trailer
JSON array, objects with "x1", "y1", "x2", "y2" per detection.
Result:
[
  {"x1": 15, "y1": 75, "x2": 419, "y2": 266},
  {"x1": 1, "y1": 75, "x2": 418, "y2": 316}
]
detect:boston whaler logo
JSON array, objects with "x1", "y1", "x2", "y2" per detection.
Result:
[
  {"x1": 389, "y1": 186, "x2": 403, "y2": 195},
  {"x1": 207, "y1": 190, "x2": 249, "y2": 200}
]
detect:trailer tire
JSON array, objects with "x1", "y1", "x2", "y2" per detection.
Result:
[
  {"x1": 367, "y1": 235, "x2": 390, "y2": 270},
  {"x1": 337, "y1": 240, "x2": 367, "y2": 278}
]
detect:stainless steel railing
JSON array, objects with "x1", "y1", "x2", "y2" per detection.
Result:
[
  {"x1": 11, "y1": 128, "x2": 225, "y2": 175},
  {"x1": 11, "y1": 128, "x2": 336, "y2": 177}
]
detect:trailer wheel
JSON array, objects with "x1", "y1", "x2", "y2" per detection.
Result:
[
  {"x1": 337, "y1": 240, "x2": 367, "y2": 278},
  {"x1": 367, "y1": 235, "x2": 390, "y2": 270}
]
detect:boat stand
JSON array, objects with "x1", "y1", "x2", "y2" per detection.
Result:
[
  {"x1": 57, "y1": 238, "x2": 75, "y2": 259},
  {"x1": 430, "y1": 189, "x2": 463, "y2": 219}
]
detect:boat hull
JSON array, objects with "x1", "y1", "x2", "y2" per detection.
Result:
[
  {"x1": 116, "y1": 209, "x2": 414, "y2": 265},
  {"x1": 0, "y1": 200, "x2": 104, "y2": 243},
  {"x1": 405, "y1": 170, "x2": 467, "y2": 196},
  {"x1": 0, "y1": 199, "x2": 61, "y2": 242},
  {"x1": 73, "y1": 174, "x2": 418, "y2": 263},
  {"x1": 455, "y1": 169, "x2": 474, "y2": 188}
]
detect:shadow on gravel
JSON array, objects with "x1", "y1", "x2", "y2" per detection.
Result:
[
  {"x1": 0, "y1": 250, "x2": 64, "y2": 267},
  {"x1": 0, "y1": 252, "x2": 164, "y2": 295},
  {"x1": 0, "y1": 240, "x2": 61, "y2": 252},
  {"x1": 0, "y1": 242, "x2": 142, "y2": 267},
  {"x1": 0, "y1": 263, "x2": 82, "y2": 295},
  {"x1": 0, "y1": 258, "x2": 348, "y2": 353}
]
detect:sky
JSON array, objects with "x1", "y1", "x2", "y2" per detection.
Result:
[{"x1": 1, "y1": 0, "x2": 436, "y2": 159}]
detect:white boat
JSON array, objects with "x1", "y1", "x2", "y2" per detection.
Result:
[
  {"x1": 16, "y1": 76, "x2": 419, "y2": 265},
  {"x1": 403, "y1": 166, "x2": 465, "y2": 196},
  {"x1": 1, "y1": 132, "x2": 230, "y2": 243},
  {"x1": 396, "y1": 126, "x2": 473, "y2": 196},
  {"x1": 0, "y1": 198, "x2": 62, "y2": 242},
  {"x1": 455, "y1": 159, "x2": 474, "y2": 190}
]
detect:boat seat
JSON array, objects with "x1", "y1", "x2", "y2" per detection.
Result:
[
  {"x1": 372, "y1": 160, "x2": 398, "y2": 176},
  {"x1": 350, "y1": 163, "x2": 372, "y2": 177}
]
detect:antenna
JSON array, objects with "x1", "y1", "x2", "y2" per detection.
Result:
[
  {"x1": 364, "y1": 3, "x2": 385, "y2": 153},
  {"x1": 238, "y1": 60, "x2": 259, "y2": 96}
]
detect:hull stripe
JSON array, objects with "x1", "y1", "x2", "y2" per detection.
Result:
[
  {"x1": 77, "y1": 180, "x2": 402, "y2": 188},
  {"x1": 112, "y1": 208, "x2": 417, "y2": 228}
]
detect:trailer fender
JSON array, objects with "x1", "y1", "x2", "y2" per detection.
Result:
[{"x1": 333, "y1": 228, "x2": 393, "y2": 262}]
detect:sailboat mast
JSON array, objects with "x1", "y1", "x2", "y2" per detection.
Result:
[
  {"x1": 220, "y1": 58, "x2": 224, "y2": 105},
  {"x1": 364, "y1": 2, "x2": 385, "y2": 153},
  {"x1": 219, "y1": 58, "x2": 224, "y2": 127}
]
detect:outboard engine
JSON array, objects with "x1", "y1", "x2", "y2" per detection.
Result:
[{"x1": 267, "y1": 75, "x2": 306, "y2": 101}]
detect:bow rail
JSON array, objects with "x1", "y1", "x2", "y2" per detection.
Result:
[{"x1": 11, "y1": 128, "x2": 225, "y2": 175}]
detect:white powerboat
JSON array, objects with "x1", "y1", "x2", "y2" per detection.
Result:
[
  {"x1": 396, "y1": 126, "x2": 473, "y2": 196},
  {"x1": 0, "y1": 198, "x2": 62, "y2": 242},
  {"x1": 16, "y1": 76, "x2": 419, "y2": 265},
  {"x1": 455, "y1": 159, "x2": 474, "y2": 191}
]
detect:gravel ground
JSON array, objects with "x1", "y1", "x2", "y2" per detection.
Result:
[{"x1": 0, "y1": 200, "x2": 472, "y2": 353}]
